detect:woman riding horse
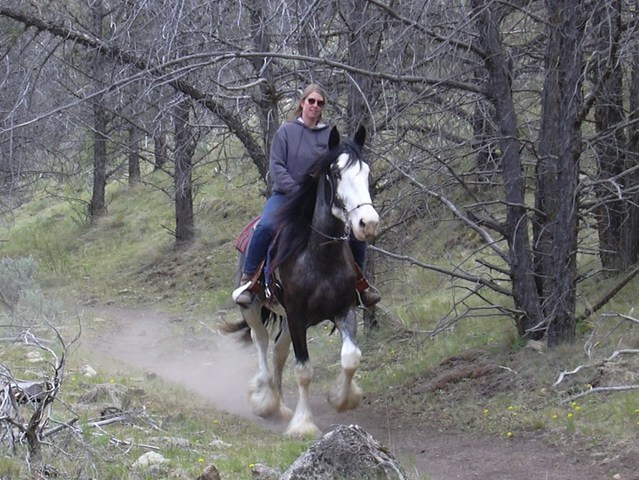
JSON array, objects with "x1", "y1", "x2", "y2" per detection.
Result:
[
  {"x1": 232, "y1": 84, "x2": 380, "y2": 308},
  {"x1": 226, "y1": 122, "x2": 379, "y2": 437}
]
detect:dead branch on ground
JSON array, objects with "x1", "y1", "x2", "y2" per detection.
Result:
[
  {"x1": 554, "y1": 348, "x2": 639, "y2": 387},
  {"x1": 562, "y1": 385, "x2": 639, "y2": 403},
  {"x1": 0, "y1": 318, "x2": 79, "y2": 459}
]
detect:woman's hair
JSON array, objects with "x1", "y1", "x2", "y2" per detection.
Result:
[{"x1": 288, "y1": 83, "x2": 328, "y2": 121}]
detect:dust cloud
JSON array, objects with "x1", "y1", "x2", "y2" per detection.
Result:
[{"x1": 82, "y1": 306, "x2": 259, "y2": 420}]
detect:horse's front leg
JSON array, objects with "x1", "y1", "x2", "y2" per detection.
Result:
[
  {"x1": 284, "y1": 314, "x2": 321, "y2": 438},
  {"x1": 328, "y1": 308, "x2": 362, "y2": 412},
  {"x1": 271, "y1": 317, "x2": 293, "y2": 421},
  {"x1": 285, "y1": 360, "x2": 321, "y2": 438},
  {"x1": 242, "y1": 306, "x2": 281, "y2": 418}
]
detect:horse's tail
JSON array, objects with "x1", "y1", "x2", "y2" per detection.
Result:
[
  {"x1": 220, "y1": 307, "x2": 282, "y2": 344},
  {"x1": 219, "y1": 318, "x2": 252, "y2": 343}
]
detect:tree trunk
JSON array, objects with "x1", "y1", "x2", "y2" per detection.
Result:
[
  {"x1": 173, "y1": 98, "x2": 196, "y2": 245},
  {"x1": 128, "y1": 124, "x2": 141, "y2": 186},
  {"x1": 471, "y1": 0, "x2": 544, "y2": 339},
  {"x1": 345, "y1": 0, "x2": 380, "y2": 330},
  {"x1": 534, "y1": 0, "x2": 587, "y2": 346},
  {"x1": 154, "y1": 132, "x2": 168, "y2": 171},
  {"x1": 592, "y1": 0, "x2": 626, "y2": 272},
  {"x1": 345, "y1": 0, "x2": 375, "y2": 136},
  {"x1": 622, "y1": 0, "x2": 639, "y2": 265},
  {"x1": 248, "y1": 0, "x2": 277, "y2": 188},
  {"x1": 89, "y1": 0, "x2": 107, "y2": 221}
]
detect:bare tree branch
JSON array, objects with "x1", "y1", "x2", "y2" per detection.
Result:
[{"x1": 369, "y1": 245, "x2": 511, "y2": 296}]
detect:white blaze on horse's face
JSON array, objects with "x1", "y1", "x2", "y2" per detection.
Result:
[{"x1": 333, "y1": 153, "x2": 379, "y2": 242}]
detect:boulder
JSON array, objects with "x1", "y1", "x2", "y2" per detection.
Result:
[
  {"x1": 196, "y1": 463, "x2": 221, "y2": 480},
  {"x1": 131, "y1": 451, "x2": 168, "y2": 470},
  {"x1": 251, "y1": 462, "x2": 280, "y2": 479},
  {"x1": 281, "y1": 424, "x2": 408, "y2": 480}
]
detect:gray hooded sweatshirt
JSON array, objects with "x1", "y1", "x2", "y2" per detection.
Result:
[{"x1": 269, "y1": 118, "x2": 331, "y2": 195}]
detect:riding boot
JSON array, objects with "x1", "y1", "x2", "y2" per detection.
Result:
[
  {"x1": 355, "y1": 267, "x2": 381, "y2": 308},
  {"x1": 232, "y1": 273, "x2": 254, "y2": 305}
]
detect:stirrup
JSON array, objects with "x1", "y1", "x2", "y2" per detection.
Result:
[
  {"x1": 232, "y1": 280, "x2": 253, "y2": 303},
  {"x1": 357, "y1": 285, "x2": 381, "y2": 308}
]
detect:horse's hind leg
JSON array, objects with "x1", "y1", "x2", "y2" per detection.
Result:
[
  {"x1": 328, "y1": 309, "x2": 363, "y2": 412},
  {"x1": 242, "y1": 306, "x2": 281, "y2": 418}
]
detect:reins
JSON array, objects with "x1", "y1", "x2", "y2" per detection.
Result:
[{"x1": 310, "y1": 224, "x2": 349, "y2": 244}]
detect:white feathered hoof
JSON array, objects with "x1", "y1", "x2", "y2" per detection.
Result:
[
  {"x1": 328, "y1": 376, "x2": 362, "y2": 413},
  {"x1": 284, "y1": 415, "x2": 322, "y2": 439},
  {"x1": 248, "y1": 375, "x2": 280, "y2": 418}
]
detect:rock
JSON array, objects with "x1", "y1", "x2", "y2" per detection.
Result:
[
  {"x1": 209, "y1": 438, "x2": 232, "y2": 449},
  {"x1": 132, "y1": 451, "x2": 168, "y2": 470},
  {"x1": 250, "y1": 462, "x2": 280, "y2": 479},
  {"x1": 196, "y1": 463, "x2": 221, "y2": 480},
  {"x1": 525, "y1": 339, "x2": 545, "y2": 353},
  {"x1": 281, "y1": 424, "x2": 408, "y2": 480},
  {"x1": 149, "y1": 436, "x2": 191, "y2": 448},
  {"x1": 81, "y1": 365, "x2": 98, "y2": 377}
]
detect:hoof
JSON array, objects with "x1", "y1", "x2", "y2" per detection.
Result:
[
  {"x1": 284, "y1": 421, "x2": 322, "y2": 439},
  {"x1": 328, "y1": 381, "x2": 362, "y2": 412},
  {"x1": 284, "y1": 409, "x2": 321, "y2": 438},
  {"x1": 249, "y1": 376, "x2": 280, "y2": 418}
]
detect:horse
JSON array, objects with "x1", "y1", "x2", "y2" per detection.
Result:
[{"x1": 223, "y1": 125, "x2": 379, "y2": 437}]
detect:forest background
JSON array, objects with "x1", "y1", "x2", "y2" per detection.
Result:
[{"x1": 4, "y1": 0, "x2": 639, "y2": 345}]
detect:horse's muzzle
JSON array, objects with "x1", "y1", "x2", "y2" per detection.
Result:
[{"x1": 352, "y1": 206, "x2": 379, "y2": 242}]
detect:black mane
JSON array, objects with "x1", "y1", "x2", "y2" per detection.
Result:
[{"x1": 268, "y1": 129, "x2": 366, "y2": 275}]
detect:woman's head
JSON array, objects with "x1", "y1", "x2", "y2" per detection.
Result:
[{"x1": 289, "y1": 83, "x2": 327, "y2": 123}]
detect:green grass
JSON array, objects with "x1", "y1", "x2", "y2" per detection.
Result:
[{"x1": 1, "y1": 335, "x2": 310, "y2": 480}]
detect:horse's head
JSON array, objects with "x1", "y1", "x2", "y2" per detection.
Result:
[{"x1": 328, "y1": 126, "x2": 379, "y2": 242}]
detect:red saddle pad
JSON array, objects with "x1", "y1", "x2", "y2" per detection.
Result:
[{"x1": 234, "y1": 216, "x2": 261, "y2": 253}]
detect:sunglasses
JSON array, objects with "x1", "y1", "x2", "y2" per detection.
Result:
[{"x1": 306, "y1": 97, "x2": 325, "y2": 107}]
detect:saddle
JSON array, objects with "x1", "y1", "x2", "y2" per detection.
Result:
[{"x1": 234, "y1": 215, "x2": 261, "y2": 254}]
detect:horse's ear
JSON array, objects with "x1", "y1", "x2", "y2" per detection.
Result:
[
  {"x1": 328, "y1": 126, "x2": 340, "y2": 150},
  {"x1": 354, "y1": 125, "x2": 366, "y2": 148}
]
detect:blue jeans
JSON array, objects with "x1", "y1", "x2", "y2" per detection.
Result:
[
  {"x1": 243, "y1": 193, "x2": 287, "y2": 275},
  {"x1": 243, "y1": 192, "x2": 368, "y2": 274},
  {"x1": 349, "y1": 237, "x2": 366, "y2": 269}
]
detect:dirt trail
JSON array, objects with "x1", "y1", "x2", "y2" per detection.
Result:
[{"x1": 82, "y1": 306, "x2": 630, "y2": 480}]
